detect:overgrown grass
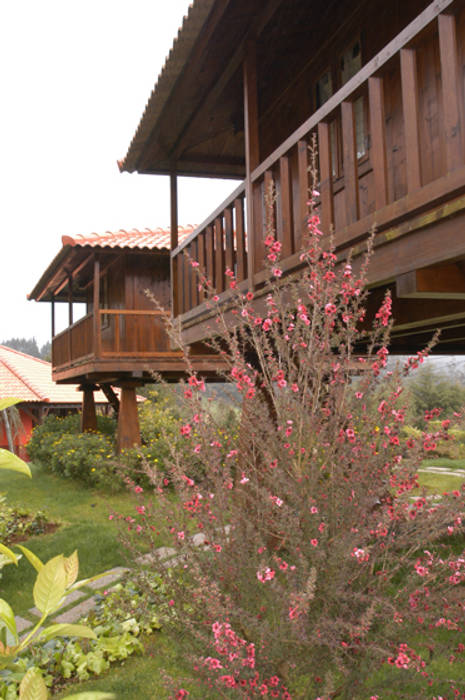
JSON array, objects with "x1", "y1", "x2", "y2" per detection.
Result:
[{"x1": 0, "y1": 463, "x2": 164, "y2": 615}]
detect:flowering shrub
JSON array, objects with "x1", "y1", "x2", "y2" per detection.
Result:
[
  {"x1": 120, "y1": 177, "x2": 465, "y2": 698},
  {"x1": 27, "y1": 414, "x2": 117, "y2": 487}
]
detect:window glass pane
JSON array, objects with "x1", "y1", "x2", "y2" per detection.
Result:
[{"x1": 316, "y1": 71, "x2": 333, "y2": 109}]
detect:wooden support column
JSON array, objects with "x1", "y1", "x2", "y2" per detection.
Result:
[
  {"x1": 68, "y1": 274, "x2": 73, "y2": 326},
  {"x1": 296, "y1": 139, "x2": 309, "y2": 248},
  {"x1": 116, "y1": 384, "x2": 141, "y2": 453},
  {"x1": 79, "y1": 384, "x2": 98, "y2": 433},
  {"x1": 170, "y1": 173, "x2": 179, "y2": 317},
  {"x1": 400, "y1": 48, "x2": 422, "y2": 192},
  {"x1": 243, "y1": 39, "x2": 260, "y2": 288},
  {"x1": 438, "y1": 13, "x2": 464, "y2": 172},
  {"x1": 93, "y1": 255, "x2": 101, "y2": 359}
]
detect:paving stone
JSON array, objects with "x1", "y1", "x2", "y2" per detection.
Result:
[
  {"x1": 136, "y1": 547, "x2": 177, "y2": 565},
  {"x1": 52, "y1": 596, "x2": 97, "y2": 624},
  {"x1": 15, "y1": 616, "x2": 33, "y2": 633},
  {"x1": 28, "y1": 589, "x2": 86, "y2": 618},
  {"x1": 191, "y1": 532, "x2": 206, "y2": 547},
  {"x1": 85, "y1": 567, "x2": 129, "y2": 590}
]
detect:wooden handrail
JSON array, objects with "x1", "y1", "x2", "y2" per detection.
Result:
[
  {"x1": 98, "y1": 309, "x2": 167, "y2": 316},
  {"x1": 250, "y1": 0, "x2": 455, "y2": 184},
  {"x1": 172, "y1": 181, "x2": 245, "y2": 257},
  {"x1": 52, "y1": 312, "x2": 93, "y2": 341}
]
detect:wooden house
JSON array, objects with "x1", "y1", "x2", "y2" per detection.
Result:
[
  {"x1": 0, "y1": 345, "x2": 110, "y2": 459},
  {"x1": 28, "y1": 228, "x2": 220, "y2": 450},
  {"x1": 120, "y1": 0, "x2": 465, "y2": 355}
]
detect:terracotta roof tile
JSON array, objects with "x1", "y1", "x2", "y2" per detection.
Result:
[
  {"x1": 0, "y1": 346, "x2": 107, "y2": 405},
  {"x1": 61, "y1": 226, "x2": 196, "y2": 251}
]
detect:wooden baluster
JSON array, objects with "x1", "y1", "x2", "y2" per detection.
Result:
[
  {"x1": 184, "y1": 250, "x2": 191, "y2": 313},
  {"x1": 224, "y1": 207, "x2": 235, "y2": 279},
  {"x1": 368, "y1": 76, "x2": 388, "y2": 209},
  {"x1": 215, "y1": 217, "x2": 225, "y2": 293},
  {"x1": 341, "y1": 101, "x2": 359, "y2": 226},
  {"x1": 198, "y1": 230, "x2": 206, "y2": 302},
  {"x1": 115, "y1": 313, "x2": 120, "y2": 353},
  {"x1": 438, "y1": 13, "x2": 464, "y2": 172},
  {"x1": 279, "y1": 155, "x2": 293, "y2": 257},
  {"x1": 177, "y1": 254, "x2": 185, "y2": 316},
  {"x1": 190, "y1": 239, "x2": 199, "y2": 308},
  {"x1": 206, "y1": 225, "x2": 215, "y2": 290},
  {"x1": 317, "y1": 122, "x2": 334, "y2": 236},
  {"x1": 400, "y1": 48, "x2": 421, "y2": 192},
  {"x1": 234, "y1": 197, "x2": 246, "y2": 282},
  {"x1": 297, "y1": 139, "x2": 309, "y2": 249},
  {"x1": 258, "y1": 171, "x2": 272, "y2": 273},
  {"x1": 93, "y1": 256, "x2": 101, "y2": 359}
]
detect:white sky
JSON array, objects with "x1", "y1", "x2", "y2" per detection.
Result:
[{"x1": 0, "y1": 1, "x2": 237, "y2": 347}]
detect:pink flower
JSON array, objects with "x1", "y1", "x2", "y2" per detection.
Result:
[
  {"x1": 324, "y1": 303, "x2": 337, "y2": 315},
  {"x1": 272, "y1": 267, "x2": 283, "y2": 278},
  {"x1": 134, "y1": 485, "x2": 143, "y2": 494},
  {"x1": 257, "y1": 567, "x2": 275, "y2": 582},
  {"x1": 310, "y1": 538, "x2": 318, "y2": 547},
  {"x1": 180, "y1": 424, "x2": 192, "y2": 437},
  {"x1": 262, "y1": 319, "x2": 272, "y2": 331}
]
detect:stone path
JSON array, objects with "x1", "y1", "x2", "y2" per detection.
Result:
[{"x1": 418, "y1": 465, "x2": 465, "y2": 478}]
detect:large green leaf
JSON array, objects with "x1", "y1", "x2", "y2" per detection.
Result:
[
  {"x1": 0, "y1": 542, "x2": 19, "y2": 566},
  {"x1": 33, "y1": 555, "x2": 67, "y2": 616},
  {"x1": 0, "y1": 450, "x2": 31, "y2": 477},
  {"x1": 16, "y1": 545, "x2": 43, "y2": 572},
  {"x1": 18, "y1": 667, "x2": 47, "y2": 700},
  {"x1": 64, "y1": 550, "x2": 79, "y2": 588},
  {"x1": 39, "y1": 623, "x2": 97, "y2": 642},
  {"x1": 0, "y1": 398, "x2": 22, "y2": 411},
  {"x1": 0, "y1": 599, "x2": 17, "y2": 641}
]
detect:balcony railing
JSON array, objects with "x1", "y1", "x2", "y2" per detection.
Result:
[
  {"x1": 172, "y1": 0, "x2": 464, "y2": 323},
  {"x1": 52, "y1": 309, "x2": 178, "y2": 370}
]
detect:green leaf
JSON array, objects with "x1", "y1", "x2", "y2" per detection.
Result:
[
  {"x1": 69, "y1": 570, "x2": 111, "y2": 592},
  {"x1": 33, "y1": 555, "x2": 67, "y2": 616},
  {"x1": 18, "y1": 667, "x2": 47, "y2": 700},
  {"x1": 0, "y1": 398, "x2": 22, "y2": 411},
  {"x1": 0, "y1": 450, "x2": 31, "y2": 477},
  {"x1": 0, "y1": 542, "x2": 19, "y2": 566},
  {"x1": 16, "y1": 545, "x2": 43, "y2": 572},
  {"x1": 0, "y1": 599, "x2": 17, "y2": 641},
  {"x1": 61, "y1": 694, "x2": 116, "y2": 700},
  {"x1": 39, "y1": 623, "x2": 97, "y2": 642},
  {"x1": 64, "y1": 550, "x2": 79, "y2": 587}
]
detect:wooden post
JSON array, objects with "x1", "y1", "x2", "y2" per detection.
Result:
[
  {"x1": 93, "y1": 255, "x2": 101, "y2": 359},
  {"x1": 341, "y1": 101, "x2": 360, "y2": 225},
  {"x1": 243, "y1": 39, "x2": 260, "y2": 289},
  {"x1": 51, "y1": 297, "x2": 55, "y2": 337},
  {"x1": 400, "y1": 48, "x2": 422, "y2": 192},
  {"x1": 438, "y1": 13, "x2": 464, "y2": 172},
  {"x1": 116, "y1": 384, "x2": 141, "y2": 453},
  {"x1": 170, "y1": 173, "x2": 179, "y2": 317},
  {"x1": 79, "y1": 384, "x2": 98, "y2": 432},
  {"x1": 317, "y1": 122, "x2": 334, "y2": 236},
  {"x1": 68, "y1": 274, "x2": 73, "y2": 326},
  {"x1": 368, "y1": 76, "x2": 388, "y2": 209}
]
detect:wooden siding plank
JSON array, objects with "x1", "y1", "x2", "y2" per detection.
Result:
[
  {"x1": 341, "y1": 101, "x2": 359, "y2": 225},
  {"x1": 177, "y1": 253, "x2": 185, "y2": 316},
  {"x1": 235, "y1": 196, "x2": 247, "y2": 282},
  {"x1": 93, "y1": 257, "x2": 101, "y2": 359},
  {"x1": 317, "y1": 122, "x2": 334, "y2": 236},
  {"x1": 368, "y1": 76, "x2": 388, "y2": 209},
  {"x1": 438, "y1": 13, "x2": 464, "y2": 172},
  {"x1": 279, "y1": 155, "x2": 293, "y2": 257},
  {"x1": 400, "y1": 48, "x2": 422, "y2": 191},
  {"x1": 190, "y1": 239, "x2": 199, "y2": 309}
]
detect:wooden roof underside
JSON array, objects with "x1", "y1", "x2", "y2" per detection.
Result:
[{"x1": 120, "y1": 0, "x2": 354, "y2": 178}]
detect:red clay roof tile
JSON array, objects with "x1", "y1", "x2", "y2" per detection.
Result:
[{"x1": 61, "y1": 226, "x2": 195, "y2": 251}]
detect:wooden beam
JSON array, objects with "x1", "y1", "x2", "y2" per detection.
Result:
[
  {"x1": 438, "y1": 12, "x2": 464, "y2": 173},
  {"x1": 396, "y1": 263, "x2": 465, "y2": 299},
  {"x1": 243, "y1": 39, "x2": 260, "y2": 288},
  {"x1": 99, "y1": 384, "x2": 120, "y2": 415},
  {"x1": 67, "y1": 274, "x2": 73, "y2": 326}
]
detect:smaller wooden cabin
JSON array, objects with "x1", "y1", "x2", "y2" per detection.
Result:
[{"x1": 28, "y1": 228, "x2": 221, "y2": 450}]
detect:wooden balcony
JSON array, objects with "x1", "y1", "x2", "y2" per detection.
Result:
[
  {"x1": 51, "y1": 309, "x2": 215, "y2": 383},
  {"x1": 172, "y1": 0, "x2": 465, "y2": 346}
]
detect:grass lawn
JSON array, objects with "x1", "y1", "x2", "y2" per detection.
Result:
[
  {"x1": 418, "y1": 457, "x2": 465, "y2": 494},
  {"x1": 0, "y1": 463, "x2": 163, "y2": 615}
]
